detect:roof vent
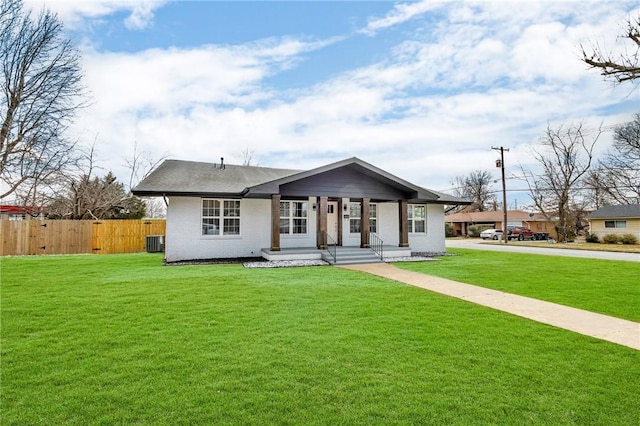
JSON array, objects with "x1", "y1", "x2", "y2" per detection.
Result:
[{"x1": 220, "y1": 157, "x2": 225, "y2": 169}]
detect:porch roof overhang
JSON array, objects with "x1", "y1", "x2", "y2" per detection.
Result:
[{"x1": 243, "y1": 157, "x2": 466, "y2": 204}]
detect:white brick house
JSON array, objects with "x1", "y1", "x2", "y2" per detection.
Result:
[{"x1": 133, "y1": 157, "x2": 468, "y2": 263}]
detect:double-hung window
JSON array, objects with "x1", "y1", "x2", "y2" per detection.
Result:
[
  {"x1": 202, "y1": 199, "x2": 240, "y2": 236},
  {"x1": 604, "y1": 220, "x2": 627, "y2": 228},
  {"x1": 349, "y1": 202, "x2": 377, "y2": 233},
  {"x1": 369, "y1": 203, "x2": 377, "y2": 233},
  {"x1": 280, "y1": 201, "x2": 308, "y2": 234},
  {"x1": 408, "y1": 204, "x2": 426, "y2": 233}
]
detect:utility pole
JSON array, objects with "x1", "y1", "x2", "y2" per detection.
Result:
[{"x1": 492, "y1": 146, "x2": 509, "y2": 244}]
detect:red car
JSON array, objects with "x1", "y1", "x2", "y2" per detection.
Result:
[{"x1": 508, "y1": 226, "x2": 535, "y2": 241}]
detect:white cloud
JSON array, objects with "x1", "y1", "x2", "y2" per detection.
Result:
[
  {"x1": 359, "y1": 0, "x2": 443, "y2": 36},
  {"x1": 123, "y1": 1, "x2": 158, "y2": 30},
  {"x1": 64, "y1": 1, "x2": 638, "y2": 202},
  {"x1": 25, "y1": 0, "x2": 165, "y2": 30}
]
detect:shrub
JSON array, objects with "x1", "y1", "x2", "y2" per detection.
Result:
[
  {"x1": 620, "y1": 234, "x2": 638, "y2": 245},
  {"x1": 585, "y1": 233, "x2": 599, "y2": 243},
  {"x1": 445, "y1": 223, "x2": 455, "y2": 237},
  {"x1": 468, "y1": 225, "x2": 492, "y2": 238},
  {"x1": 602, "y1": 234, "x2": 620, "y2": 244}
]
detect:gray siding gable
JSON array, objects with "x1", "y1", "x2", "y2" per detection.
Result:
[
  {"x1": 279, "y1": 167, "x2": 414, "y2": 200},
  {"x1": 245, "y1": 157, "x2": 445, "y2": 202}
]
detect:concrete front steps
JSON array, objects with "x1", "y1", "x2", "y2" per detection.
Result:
[
  {"x1": 322, "y1": 246, "x2": 383, "y2": 265},
  {"x1": 262, "y1": 245, "x2": 411, "y2": 265}
]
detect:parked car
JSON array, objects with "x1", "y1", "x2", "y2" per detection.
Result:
[
  {"x1": 507, "y1": 226, "x2": 550, "y2": 241},
  {"x1": 480, "y1": 229, "x2": 503, "y2": 240},
  {"x1": 508, "y1": 226, "x2": 534, "y2": 240}
]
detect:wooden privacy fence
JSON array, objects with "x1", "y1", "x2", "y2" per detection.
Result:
[{"x1": 0, "y1": 219, "x2": 166, "y2": 256}]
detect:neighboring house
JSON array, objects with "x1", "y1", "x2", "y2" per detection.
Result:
[
  {"x1": 0, "y1": 205, "x2": 43, "y2": 220},
  {"x1": 446, "y1": 210, "x2": 556, "y2": 239},
  {"x1": 587, "y1": 205, "x2": 640, "y2": 240},
  {"x1": 132, "y1": 157, "x2": 469, "y2": 263}
]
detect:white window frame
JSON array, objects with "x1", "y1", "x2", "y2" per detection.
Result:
[
  {"x1": 349, "y1": 202, "x2": 377, "y2": 234},
  {"x1": 202, "y1": 199, "x2": 241, "y2": 236},
  {"x1": 369, "y1": 203, "x2": 377, "y2": 234},
  {"x1": 408, "y1": 204, "x2": 426, "y2": 234},
  {"x1": 280, "y1": 200, "x2": 308, "y2": 235},
  {"x1": 604, "y1": 220, "x2": 627, "y2": 229}
]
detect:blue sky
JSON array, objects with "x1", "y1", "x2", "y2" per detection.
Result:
[{"x1": 26, "y1": 0, "x2": 640, "y2": 208}]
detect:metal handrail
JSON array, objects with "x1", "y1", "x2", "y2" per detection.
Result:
[
  {"x1": 369, "y1": 233, "x2": 383, "y2": 261},
  {"x1": 324, "y1": 231, "x2": 337, "y2": 264}
]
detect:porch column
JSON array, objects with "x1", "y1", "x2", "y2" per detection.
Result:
[
  {"x1": 317, "y1": 196, "x2": 328, "y2": 249},
  {"x1": 398, "y1": 199, "x2": 409, "y2": 247},
  {"x1": 270, "y1": 194, "x2": 281, "y2": 251},
  {"x1": 361, "y1": 198, "x2": 370, "y2": 248},
  {"x1": 337, "y1": 198, "x2": 343, "y2": 246}
]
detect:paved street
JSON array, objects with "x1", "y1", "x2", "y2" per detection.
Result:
[{"x1": 446, "y1": 239, "x2": 640, "y2": 262}]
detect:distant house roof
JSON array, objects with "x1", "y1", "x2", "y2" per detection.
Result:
[
  {"x1": 132, "y1": 157, "x2": 470, "y2": 205},
  {"x1": 0, "y1": 205, "x2": 42, "y2": 216},
  {"x1": 445, "y1": 210, "x2": 548, "y2": 223},
  {"x1": 587, "y1": 204, "x2": 640, "y2": 219}
]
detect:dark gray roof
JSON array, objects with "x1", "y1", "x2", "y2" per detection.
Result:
[
  {"x1": 132, "y1": 160, "x2": 301, "y2": 197},
  {"x1": 422, "y1": 188, "x2": 471, "y2": 205},
  {"x1": 132, "y1": 157, "x2": 470, "y2": 205},
  {"x1": 587, "y1": 204, "x2": 640, "y2": 219}
]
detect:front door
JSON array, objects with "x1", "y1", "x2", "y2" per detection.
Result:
[{"x1": 327, "y1": 201, "x2": 339, "y2": 243}]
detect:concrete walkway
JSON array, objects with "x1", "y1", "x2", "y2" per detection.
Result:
[{"x1": 339, "y1": 263, "x2": 640, "y2": 351}]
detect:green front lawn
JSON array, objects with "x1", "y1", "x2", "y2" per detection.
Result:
[
  {"x1": 395, "y1": 248, "x2": 640, "y2": 322},
  {"x1": 2, "y1": 254, "x2": 639, "y2": 424}
]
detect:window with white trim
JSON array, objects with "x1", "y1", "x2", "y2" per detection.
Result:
[
  {"x1": 280, "y1": 201, "x2": 308, "y2": 234},
  {"x1": 604, "y1": 220, "x2": 627, "y2": 228},
  {"x1": 202, "y1": 199, "x2": 240, "y2": 236},
  {"x1": 349, "y1": 202, "x2": 377, "y2": 233},
  {"x1": 369, "y1": 203, "x2": 377, "y2": 233},
  {"x1": 408, "y1": 204, "x2": 426, "y2": 233}
]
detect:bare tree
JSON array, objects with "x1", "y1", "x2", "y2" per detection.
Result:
[
  {"x1": 122, "y1": 140, "x2": 168, "y2": 218},
  {"x1": 522, "y1": 122, "x2": 602, "y2": 242},
  {"x1": 236, "y1": 147, "x2": 257, "y2": 166},
  {"x1": 142, "y1": 198, "x2": 166, "y2": 218},
  {"x1": 0, "y1": 0, "x2": 86, "y2": 200},
  {"x1": 581, "y1": 15, "x2": 640, "y2": 84},
  {"x1": 583, "y1": 168, "x2": 616, "y2": 209},
  {"x1": 48, "y1": 171, "x2": 146, "y2": 220},
  {"x1": 124, "y1": 140, "x2": 168, "y2": 191},
  {"x1": 451, "y1": 170, "x2": 496, "y2": 212},
  {"x1": 40, "y1": 143, "x2": 144, "y2": 219},
  {"x1": 594, "y1": 113, "x2": 640, "y2": 204}
]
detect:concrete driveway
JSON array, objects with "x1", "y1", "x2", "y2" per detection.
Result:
[{"x1": 446, "y1": 239, "x2": 640, "y2": 262}]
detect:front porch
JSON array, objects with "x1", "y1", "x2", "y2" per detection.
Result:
[{"x1": 261, "y1": 245, "x2": 412, "y2": 265}]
